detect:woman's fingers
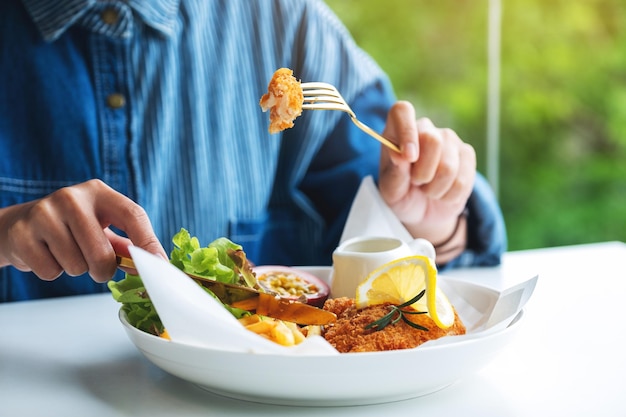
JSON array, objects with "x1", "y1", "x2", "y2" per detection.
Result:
[
  {"x1": 0, "y1": 179, "x2": 165, "y2": 283},
  {"x1": 409, "y1": 117, "x2": 444, "y2": 186},
  {"x1": 378, "y1": 101, "x2": 477, "y2": 231}
]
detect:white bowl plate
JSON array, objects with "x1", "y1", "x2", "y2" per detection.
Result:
[{"x1": 119, "y1": 267, "x2": 526, "y2": 406}]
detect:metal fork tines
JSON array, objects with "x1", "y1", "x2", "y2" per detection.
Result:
[{"x1": 301, "y1": 82, "x2": 401, "y2": 153}]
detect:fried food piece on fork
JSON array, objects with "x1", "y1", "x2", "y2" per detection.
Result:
[{"x1": 259, "y1": 68, "x2": 303, "y2": 133}]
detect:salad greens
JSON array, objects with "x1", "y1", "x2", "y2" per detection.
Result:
[
  {"x1": 108, "y1": 273, "x2": 163, "y2": 335},
  {"x1": 169, "y1": 228, "x2": 257, "y2": 288},
  {"x1": 108, "y1": 228, "x2": 253, "y2": 336}
]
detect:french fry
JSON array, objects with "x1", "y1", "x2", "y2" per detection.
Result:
[
  {"x1": 303, "y1": 325, "x2": 322, "y2": 337},
  {"x1": 284, "y1": 321, "x2": 306, "y2": 344},
  {"x1": 271, "y1": 321, "x2": 295, "y2": 346},
  {"x1": 244, "y1": 320, "x2": 275, "y2": 335},
  {"x1": 239, "y1": 314, "x2": 307, "y2": 346},
  {"x1": 238, "y1": 314, "x2": 263, "y2": 326}
]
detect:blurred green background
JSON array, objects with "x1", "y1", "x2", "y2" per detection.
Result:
[{"x1": 325, "y1": 0, "x2": 626, "y2": 251}]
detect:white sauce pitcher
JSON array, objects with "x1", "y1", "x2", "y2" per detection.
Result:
[{"x1": 330, "y1": 236, "x2": 435, "y2": 298}]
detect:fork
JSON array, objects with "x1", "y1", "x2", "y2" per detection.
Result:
[{"x1": 301, "y1": 82, "x2": 401, "y2": 153}]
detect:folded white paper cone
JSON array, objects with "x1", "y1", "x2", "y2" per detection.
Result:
[{"x1": 340, "y1": 176, "x2": 414, "y2": 244}]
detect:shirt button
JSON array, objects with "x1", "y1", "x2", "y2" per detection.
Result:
[
  {"x1": 107, "y1": 93, "x2": 126, "y2": 109},
  {"x1": 101, "y1": 8, "x2": 119, "y2": 25}
]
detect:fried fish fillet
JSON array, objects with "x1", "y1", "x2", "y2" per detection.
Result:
[
  {"x1": 322, "y1": 297, "x2": 466, "y2": 353},
  {"x1": 259, "y1": 68, "x2": 304, "y2": 133}
]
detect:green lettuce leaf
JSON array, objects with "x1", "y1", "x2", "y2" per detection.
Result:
[
  {"x1": 170, "y1": 229, "x2": 242, "y2": 284},
  {"x1": 108, "y1": 275, "x2": 163, "y2": 335}
]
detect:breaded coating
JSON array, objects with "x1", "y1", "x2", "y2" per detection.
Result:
[
  {"x1": 259, "y1": 68, "x2": 303, "y2": 133},
  {"x1": 322, "y1": 297, "x2": 466, "y2": 353}
]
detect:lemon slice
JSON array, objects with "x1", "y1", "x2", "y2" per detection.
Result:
[{"x1": 355, "y1": 255, "x2": 455, "y2": 329}]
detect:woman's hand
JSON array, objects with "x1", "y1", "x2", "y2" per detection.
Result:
[
  {"x1": 378, "y1": 101, "x2": 476, "y2": 262},
  {"x1": 0, "y1": 179, "x2": 166, "y2": 282}
]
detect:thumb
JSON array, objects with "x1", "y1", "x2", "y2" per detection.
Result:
[{"x1": 104, "y1": 227, "x2": 168, "y2": 260}]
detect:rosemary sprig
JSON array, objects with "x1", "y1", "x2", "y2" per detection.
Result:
[{"x1": 364, "y1": 290, "x2": 429, "y2": 332}]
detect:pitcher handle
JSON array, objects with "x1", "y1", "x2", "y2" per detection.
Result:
[{"x1": 408, "y1": 238, "x2": 436, "y2": 260}]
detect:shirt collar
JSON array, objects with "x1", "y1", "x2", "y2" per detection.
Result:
[
  {"x1": 127, "y1": 0, "x2": 180, "y2": 37},
  {"x1": 21, "y1": 0, "x2": 181, "y2": 42}
]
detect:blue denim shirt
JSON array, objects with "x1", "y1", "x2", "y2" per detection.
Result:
[{"x1": 0, "y1": 0, "x2": 506, "y2": 301}]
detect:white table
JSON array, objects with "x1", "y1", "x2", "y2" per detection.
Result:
[{"x1": 1, "y1": 242, "x2": 625, "y2": 416}]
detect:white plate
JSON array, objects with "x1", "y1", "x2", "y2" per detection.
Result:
[{"x1": 119, "y1": 267, "x2": 526, "y2": 406}]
